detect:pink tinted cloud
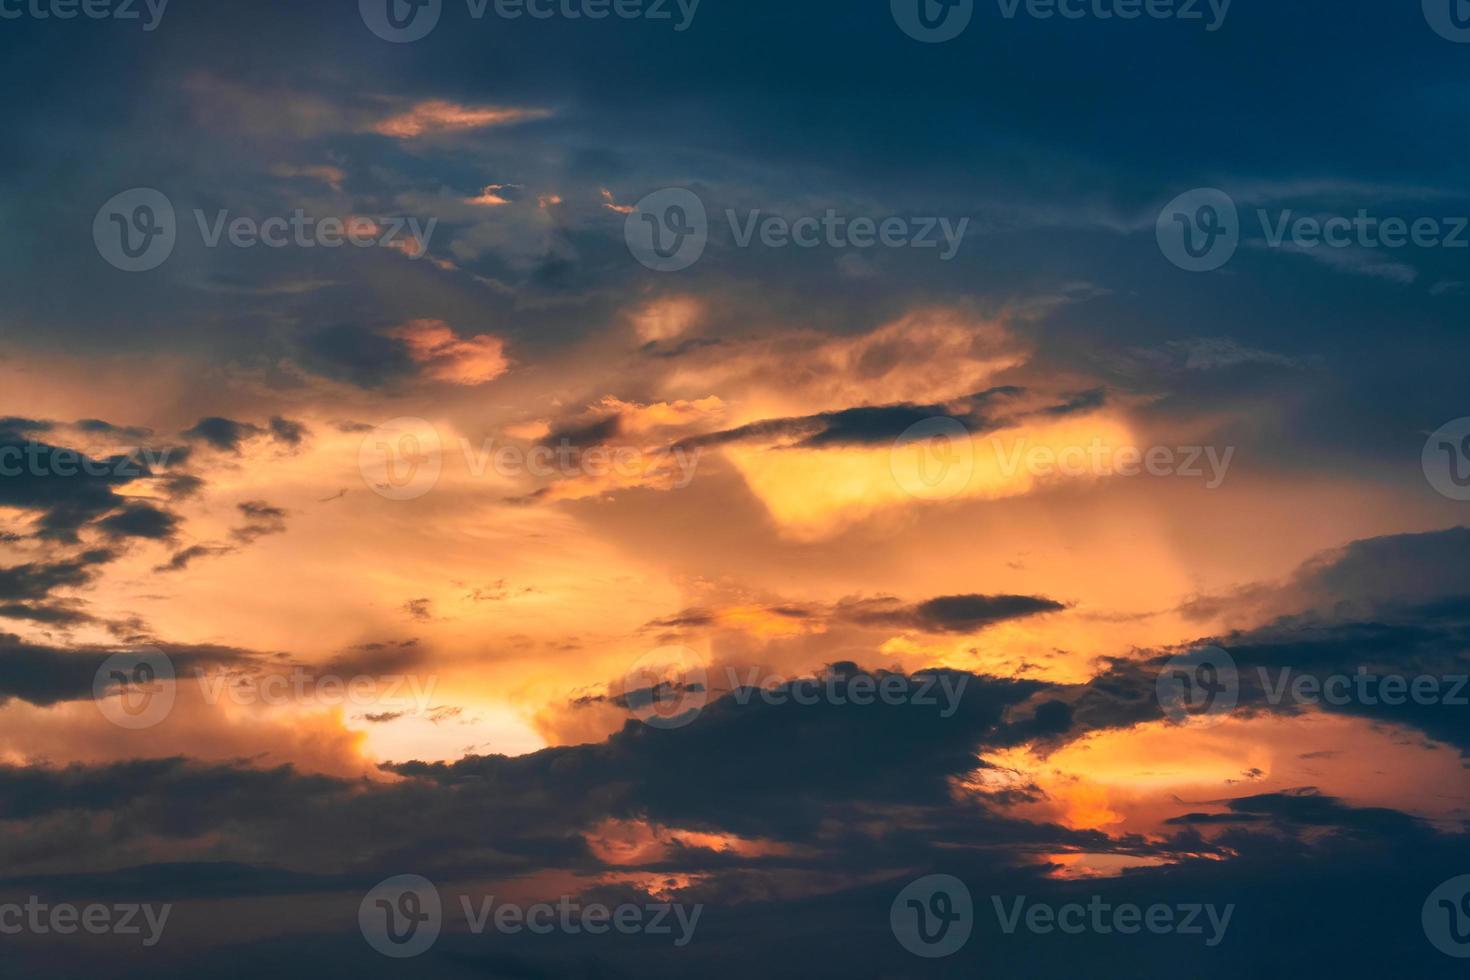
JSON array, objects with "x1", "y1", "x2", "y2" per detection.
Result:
[{"x1": 389, "y1": 319, "x2": 510, "y2": 386}]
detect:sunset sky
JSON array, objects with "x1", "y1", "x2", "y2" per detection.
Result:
[{"x1": 4, "y1": 0, "x2": 1470, "y2": 976}]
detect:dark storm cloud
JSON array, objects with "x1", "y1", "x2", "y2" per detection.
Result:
[
  {"x1": 841, "y1": 594, "x2": 1069, "y2": 633},
  {"x1": 267, "y1": 416, "x2": 309, "y2": 447},
  {"x1": 0, "y1": 550, "x2": 115, "y2": 602},
  {"x1": 73, "y1": 419, "x2": 155, "y2": 440},
  {"x1": 295, "y1": 324, "x2": 418, "y2": 388},
  {"x1": 644, "y1": 592, "x2": 1065, "y2": 637},
  {"x1": 96, "y1": 503, "x2": 180, "y2": 541},
  {"x1": 180, "y1": 417, "x2": 265, "y2": 453}
]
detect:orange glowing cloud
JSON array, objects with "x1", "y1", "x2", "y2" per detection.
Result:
[
  {"x1": 372, "y1": 100, "x2": 552, "y2": 139},
  {"x1": 388, "y1": 319, "x2": 510, "y2": 385}
]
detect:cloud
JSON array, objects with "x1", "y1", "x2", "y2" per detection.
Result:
[
  {"x1": 181, "y1": 417, "x2": 265, "y2": 453},
  {"x1": 387, "y1": 319, "x2": 510, "y2": 386},
  {"x1": 370, "y1": 100, "x2": 552, "y2": 139}
]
